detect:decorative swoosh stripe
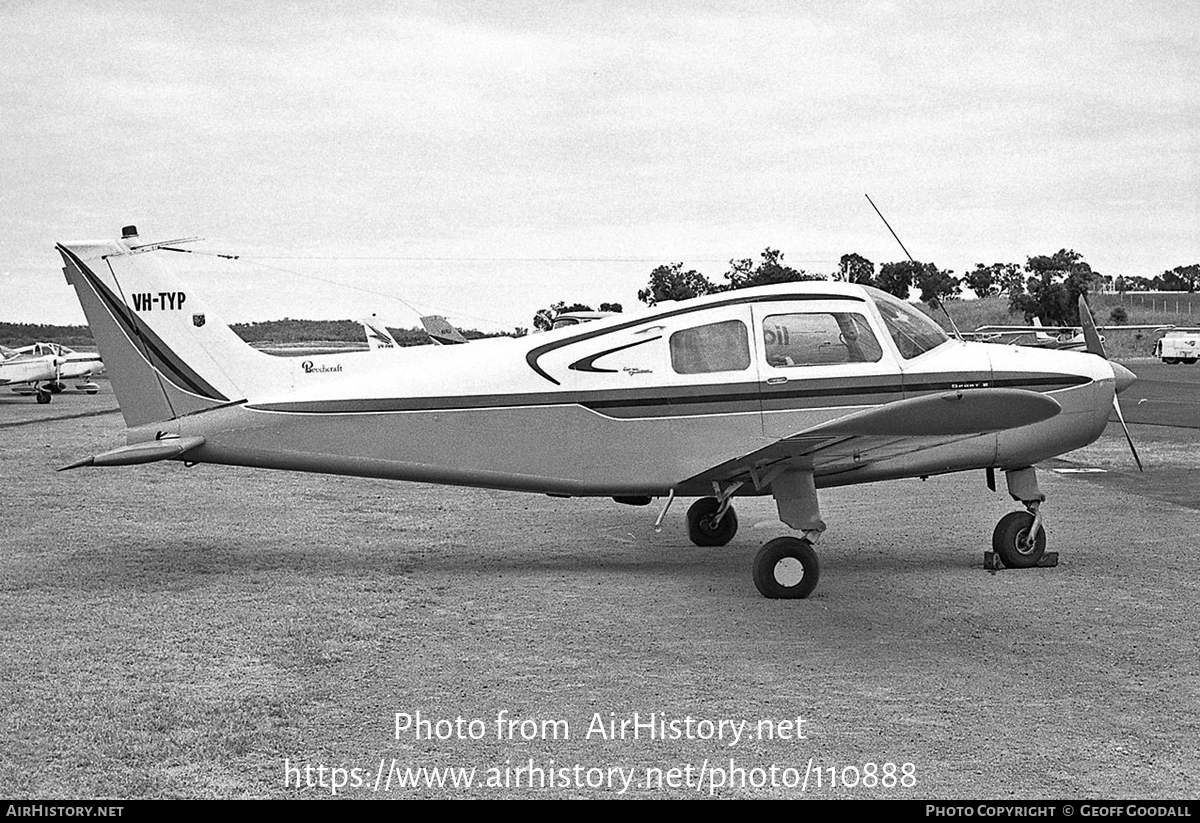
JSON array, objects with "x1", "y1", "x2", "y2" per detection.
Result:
[{"x1": 568, "y1": 336, "x2": 661, "y2": 373}]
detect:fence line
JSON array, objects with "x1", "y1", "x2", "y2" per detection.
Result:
[{"x1": 1115, "y1": 292, "x2": 1196, "y2": 316}]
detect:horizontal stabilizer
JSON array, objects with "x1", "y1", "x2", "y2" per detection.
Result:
[
  {"x1": 59, "y1": 435, "x2": 206, "y2": 470},
  {"x1": 421, "y1": 315, "x2": 468, "y2": 345},
  {"x1": 797, "y1": 388, "x2": 1060, "y2": 439}
]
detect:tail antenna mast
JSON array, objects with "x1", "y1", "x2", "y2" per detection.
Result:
[{"x1": 864, "y1": 194, "x2": 963, "y2": 341}]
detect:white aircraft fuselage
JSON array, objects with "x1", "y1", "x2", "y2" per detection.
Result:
[{"x1": 144, "y1": 305, "x2": 1114, "y2": 498}]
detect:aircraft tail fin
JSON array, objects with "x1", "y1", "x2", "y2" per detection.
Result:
[
  {"x1": 57, "y1": 227, "x2": 287, "y2": 427},
  {"x1": 420, "y1": 315, "x2": 468, "y2": 345},
  {"x1": 362, "y1": 317, "x2": 400, "y2": 350}
]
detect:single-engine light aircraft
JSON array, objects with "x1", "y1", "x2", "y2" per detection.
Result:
[
  {"x1": 1, "y1": 342, "x2": 103, "y2": 403},
  {"x1": 362, "y1": 317, "x2": 400, "y2": 350},
  {"x1": 419, "y1": 315, "x2": 468, "y2": 346},
  {"x1": 56, "y1": 227, "x2": 1139, "y2": 599}
]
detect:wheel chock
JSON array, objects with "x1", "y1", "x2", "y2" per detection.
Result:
[{"x1": 984, "y1": 551, "x2": 1059, "y2": 570}]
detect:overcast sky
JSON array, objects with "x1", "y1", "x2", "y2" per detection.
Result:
[{"x1": 1, "y1": 1, "x2": 1196, "y2": 330}]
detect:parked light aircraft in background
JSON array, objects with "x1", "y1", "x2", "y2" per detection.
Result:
[
  {"x1": 968, "y1": 317, "x2": 1171, "y2": 352},
  {"x1": 365, "y1": 315, "x2": 468, "y2": 347},
  {"x1": 56, "y1": 227, "x2": 1140, "y2": 599},
  {"x1": 362, "y1": 317, "x2": 399, "y2": 350},
  {"x1": 1, "y1": 342, "x2": 102, "y2": 403},
  {"x1": 419, "y1": 315, "x2": 468, "y2": 346},
  {"x1": 550, "y1": 311, "x2": 618, "y2": 330}
]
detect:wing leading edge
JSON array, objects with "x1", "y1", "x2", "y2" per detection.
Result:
[{"x1": 683, "y1": 388, "x2": 1062, "y2": 488}]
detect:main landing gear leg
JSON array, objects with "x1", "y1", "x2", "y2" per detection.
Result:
[
  {"x1": 753, "y1": 469, "x2": 824, "y2": 599},
  {"x1": 988, "y1": 466, "x2": 1058, "y2": 570}
]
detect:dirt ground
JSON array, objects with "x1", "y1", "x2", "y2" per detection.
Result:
[{"x1": 1, "y1": 372, "x2": 1197, "y2": 799}]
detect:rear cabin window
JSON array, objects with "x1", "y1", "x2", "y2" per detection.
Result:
[
  {"x1": 670, "y1": 320, "x2": 752, "y2": 374},
  {"x1": 762, "y1": 312, "x2": 883, "y2": 367}
]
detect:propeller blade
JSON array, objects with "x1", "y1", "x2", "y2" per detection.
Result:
[
  {"x1": 1077, "y1": 295, "x2": 1142, "y2": 470},
  {"x1": 1111, "y1": 395, "x2": 1144, "y2": 472},
  {"x1": 1078, "y1": 295, "x2": 1106, "y2": 358}
]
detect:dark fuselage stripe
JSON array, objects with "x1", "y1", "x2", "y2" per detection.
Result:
[{"x1": 245, "y1": 373, "x2": 1090, "y2": 417}]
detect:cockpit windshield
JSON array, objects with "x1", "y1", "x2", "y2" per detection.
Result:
[{"x1": 866, "y1": 287, "x2": 950, "y2": 359}]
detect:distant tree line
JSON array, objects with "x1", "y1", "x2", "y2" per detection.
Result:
[
  {"x1": 634, "y1": 248, "x2": 963, "y2": 309},
  {"x1": 8, "y1": 255, "x2": 1197, "y2": 348},
  {"x1": 1113, "y1": 265, "x2": 1200, "y2": 294},
  {"x1": 0, "y1": 322, "x2": 95, "y2": 347},
  {"x1": 635, "y1": 248, "x2": 1199, "y2": 328},
  {"x1": 232, "y1": 319, "x2": 498, "y2": 345},
  {"x1": 0, "y1": 319, "x2": 504, "y2": 349}
]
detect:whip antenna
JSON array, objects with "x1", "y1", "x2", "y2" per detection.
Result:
[{"x1": 865, "y1": 194, "x2": 962, "y2": 340}]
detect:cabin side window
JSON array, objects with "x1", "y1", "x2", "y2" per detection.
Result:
[
  {"x1": 762, "y1": 312, "x2": 883, "y2": 367},
  {"x1": 669, "y1": 320, "x2": 751, "y2": 374}
]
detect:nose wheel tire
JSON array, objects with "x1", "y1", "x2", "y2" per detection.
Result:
[
  {"x1": 753, "y1": 537, "x2": 820, "y2": 599},
  {"x1": 992, "y1": 511, "x2": 1046, "y2": 568},
  {"x1": 686, "y1": 497, "x2": 738, "y2": 547}
]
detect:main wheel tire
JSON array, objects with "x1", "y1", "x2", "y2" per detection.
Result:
[
  {"x1": 686, "y1": 497, "x2": 738, "y2": 546},
  {"x1": 992, "y1": 510, "x2": 1046, "y2": 568},
  {"x1": 753, "y1": 537, "x2": 820, "y2": 599},
  {"x1": 36, "y1": 391, "x2": 51, "y2": 405}
]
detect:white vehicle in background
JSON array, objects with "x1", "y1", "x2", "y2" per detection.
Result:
[{"x1": 1154, "y1": 333, "x2": 1200, "y2": 364}]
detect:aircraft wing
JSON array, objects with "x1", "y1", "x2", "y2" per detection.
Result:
[
  {"x1": 973, "y1": 325, "x2": 1076, "y2": 334},
  {"x1": 974, "y1": 324, "x2": 1173, "y2": 334},
  {"x1": 682, "y1": 388, "x2": 1060, "y2": 488}
]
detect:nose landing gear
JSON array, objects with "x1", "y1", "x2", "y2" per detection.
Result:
[{"x1": 987, "y1": 467, "x2": 1059, "y2": 570}]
